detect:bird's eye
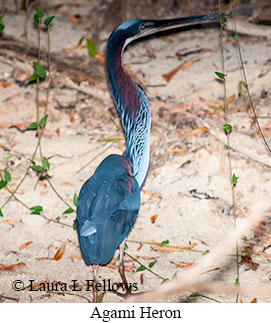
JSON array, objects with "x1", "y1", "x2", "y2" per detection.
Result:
[{"x1": 140, "y1": 24, "x2": 146, "y2": 31}]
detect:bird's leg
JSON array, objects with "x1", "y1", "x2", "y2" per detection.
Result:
[
  {"x1": 109, "y1": 240, "x2": 130, "y2": 299},
  {"x1": 110, "y1": 240, "x2": 144, "y2": 299},
  {"x1": 119, "y1": 239, "x2": 131, "y2": 294},
  {"x1": 92, "y1": 264, "x2": 99, "y2": 303}
]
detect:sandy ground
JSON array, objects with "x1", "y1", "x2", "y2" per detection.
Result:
[{"x1": 0, "y1": 1, "x2": 271, "y2": 303}]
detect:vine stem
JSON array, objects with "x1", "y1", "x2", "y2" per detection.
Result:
[
  {"x1": 37, "y1": 0, "x2": 52, "y2": 161},
  {"x1": 218, "y1": 1, "x2": 239, "y2": 302},
  {"x1": 229, "y1": 2, "x2": 271, "y2": 154},
  {"x1": 1, "y1": 8, "x2": 73, "y2": 213},
  {"x1": 36, "y1": 16, "x2": 42, "y2": 162},
  {"x1": 46, "y1": 176, "x2": 73, "y2": 209},
  {"x1": 0, "y1": 172, "x2": 73, "y2": 227},
  {"x1": 0, "y1": 7, "x2": 43, "y2": 210},
  {"x1": 125, "y1": 252, "x2": 167, "y2": 281}
]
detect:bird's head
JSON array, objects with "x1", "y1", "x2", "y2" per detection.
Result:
[{"x1": 110, "y1": 14, "x2": 220, "y2": 49}]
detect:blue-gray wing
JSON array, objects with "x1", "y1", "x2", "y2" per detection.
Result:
[{"x1": 74, "y1": 154, "x2": 140, "y2": 265}]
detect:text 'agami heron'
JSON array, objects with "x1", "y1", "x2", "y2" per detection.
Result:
[{"x1": 75, "y1": 14, "x2": 220, "y2": 301}]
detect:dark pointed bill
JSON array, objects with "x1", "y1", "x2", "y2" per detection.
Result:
[{"x1": 141, "y1": 14, "x2": 221, "y2": 38}]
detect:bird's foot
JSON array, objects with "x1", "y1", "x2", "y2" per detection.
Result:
[
  {"x1": 110, "y1": 283, "x2": 144, "y2": 299},
  {"x1": 111, "y1": 290, "x2": 130, "y2": 299}
]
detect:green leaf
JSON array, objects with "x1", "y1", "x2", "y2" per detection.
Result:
[
  {"x1": 34, "y1": 15, "x2": 39, "y2": 24},
  {"x1": 78, "y1": 36, "x2": 85, "y2": 45},
  {"x1": 33, "y1": 61, "x2": 39, "y2": 70},
  {"x1": 215, "y1": 71, "x2": 227, "y2": 79},
  {"x1": 190, "y1": 292, "x2": 200, "y2": 297},
  {"x1": 31, "y1": 210, "x2": 42, "y2": 215},
  {"x1": 232, "y1": 173, "x2": 239, "y2": 186},
  {"x1": 30, "y1": 205, "x2": 43, "y2": 212},
  {"x1": 172, "y1": 272, "x2": 177, "y2": 279},
  {"x1": 148, "y1": 260, "x2": 157, "y2": 268},
  {"x1": 124, "y1": 242, "x2": 128, "y2": 250},
  {"x1": 0, "y1": 180, "x2": 7, "y2": 189},
  {"x1": 233, "y1": 34, "x2": 239, "y2": 41},
  {"x1": 0, "y1": 208, "x2": 3, "y2": 217},
  {"x1": 44, "y1": 16, "x2": 55, "y2": 27},
  {"x1": 30, "y1": 165, "x2": 44, "y2": 173},
  {"x1": 30, "y1": 205, "x2": 43, "y2": 215},
  {"x1": 33, "y1": 62, "x2": 46, "y2": 78},
  {"x1": 39, "y1": 114, "x2": 48, "y2": 128},
  {"x1": 161, "y1": 278, "x2": 169, "y2": 284},
  {"x1": 223, "y1": 123, "x2": 232, "y2": 134},
  {"x1": 35, "y1": 8, "x2": 44, "y2": 18},
  {"x1": 63, "y1": 207, "x2": 74, "y2": 214},
  {"x1": 34, "y1": 8, "x2": 43, "y2": 24},
  {"x1": 42, "y1": 157, "x2": 50, "y2": 170},
  {"x1": 26, "y1": 121, "x2": 38, "y2": 130},
  {"x1": 35, "y1": 69, "x2": 46, "y2": 78},
  {"x1": 73, "y1": 193, "x2": 78, "y2": 207},
  {"x1": 4, "y1": 169, "x2": 11, "y2": 182},
  {"x1": 202, "y1": 249, "x2": 210, "y2": 256},
  {"x1": 86, "y1": 38, "x2": 97, "y2": 57},
  {"x1": 26, "y1": 73, "x2": 39, "y2": 83},
  {"x1": 136, "y1": 265, "x2": 146, "y2": 272},
  {"x1": 220, "y1": 14, "x2": 227, "y2": 23},
  {"x1": 0, "y1": 24, "x2": 5, "y2": 33},
  {"x1": 97, "y1": 291, "x2": 106, "y2": 303},
  {"x1": 26, "y1": 115, "x2": 48, "y2": 130},
  {"x1": 235, "y1": 277, "x2": 240, "y2": 286},
  {"x1": 240, "y1": 81, "x2": 248, "y2": 89},
  {"x1": 160, "y1": 239, "x2": 169, "y2": 245},
  {"x1": 33, "y1": 62, "x2": 44, "y2": 72}
]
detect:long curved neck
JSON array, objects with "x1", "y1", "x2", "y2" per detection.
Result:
[
  {"x1": 106, "y1": 33, "x2": 151, "y2": 187},
  {"x1": 107, "y1": 36, "x2": 139, "y2": 121}
]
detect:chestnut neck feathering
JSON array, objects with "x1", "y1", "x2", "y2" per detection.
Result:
[{"x1": 106, "y1": 22, "x2": 151, "y2": 188}]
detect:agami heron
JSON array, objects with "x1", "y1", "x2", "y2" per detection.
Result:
[{"x1": 75, "y1": 14, "x2": 220, "y2": 301}]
